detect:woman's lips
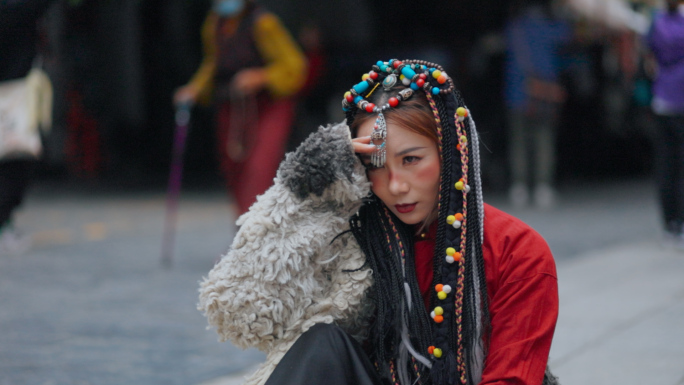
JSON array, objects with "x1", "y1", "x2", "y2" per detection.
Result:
[{"x1": 395, "y1": 203, "x2": 417, "y2": 213}]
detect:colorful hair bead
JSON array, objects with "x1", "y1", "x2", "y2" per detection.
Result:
[
  {"x1": 401, "y1": 66, "x2": 416, "y2": 79},
  {"x1": 353, "y1": 80, "x2": 369, "y2": 94},
  {"x1": 433, "y1": 348, "x2": 443, "y2": 358}
]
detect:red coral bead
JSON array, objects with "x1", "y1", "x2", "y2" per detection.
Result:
[
  {"x1": 393, "y1": 60, "x2": 402, "y2": 68},
  {"x1": 365, "y1": 103, "x2": 375, "y2": 113},
  {"x1": 346, "y1": 94, "x2": 354, "y2": 103},
  {"x1": 388, "y1": 97, "x2": 399, "y2": 107},
  {"x1": 369, "y1": 71, "x2": 378, "y2": 80},
  {"x1": 419, "y1": 73, "x2": 427, "y2": 80},
  {"x1": 416, "y1": 79, "x2": 425, "y2": 88}
]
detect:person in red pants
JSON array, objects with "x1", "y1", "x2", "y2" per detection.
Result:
[{"x1": 174, "y1": 0, "x2": 307, "y2": 214}]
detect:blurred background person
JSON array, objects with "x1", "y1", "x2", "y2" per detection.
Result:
[
  {"x1": 173, "y1": 0, "x2": 307, "y2": 215},
  {"x1": 648, "y1": 0, "x2": 684, "y2": 248},
  {"x1": 0, "y1": 0, "x2": 55, "y2": 256},
  {"x1": 504, "y1": 0, "x2": 572, "y2": 208}
]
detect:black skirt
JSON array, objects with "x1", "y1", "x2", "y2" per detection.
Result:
[{"x1": 264, "y1": 323, "x2": 386, "y2": 385}]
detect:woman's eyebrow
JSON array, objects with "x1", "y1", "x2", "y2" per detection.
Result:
[{"x1": 395, "y1": 147, "x2": 425, "y2": 157}]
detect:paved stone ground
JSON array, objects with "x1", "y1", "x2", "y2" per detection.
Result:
[{"x1": 0, "y1": 178, "x2": 670, "y2": 384}]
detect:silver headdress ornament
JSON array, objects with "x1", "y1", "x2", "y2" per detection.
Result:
[
  {"x1": 370, "y1": 112, "x2": 387, "y2": 167},
  {"x1": 342, "y1": 59, "x2": 454, "y2": 168}
]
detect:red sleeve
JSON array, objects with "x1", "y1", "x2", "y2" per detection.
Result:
[{"x1": 479, "y1": 204, "x2": 558, "y2": 385}]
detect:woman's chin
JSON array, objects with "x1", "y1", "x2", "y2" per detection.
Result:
[{"x1": 392, "y1": 209, "x2": 427, "y2": 225}]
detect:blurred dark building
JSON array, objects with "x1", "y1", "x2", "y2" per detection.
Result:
[{"x1": 38, "y1": 0, "x2": 653, "y2": 189}]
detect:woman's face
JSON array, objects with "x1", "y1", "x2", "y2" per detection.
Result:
[{"x1": 357, "y1": 118, "x2": 441, "y2": 225}]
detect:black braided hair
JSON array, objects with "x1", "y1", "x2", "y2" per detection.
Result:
[
  {"x1": 345, "y1": 59, "x2": 491, "y2": 385},
  {"x1": 349, "y1": 199, "x2": 432, "y2": 380}
]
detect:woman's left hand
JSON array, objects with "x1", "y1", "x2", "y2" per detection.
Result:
[{"x1": 352, "y1": 136, "x2": 375, "y2": 154}]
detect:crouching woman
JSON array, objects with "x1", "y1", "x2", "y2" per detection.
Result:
[{"x1": 199, "y1": 59, "x2": 559, "y2": 385}]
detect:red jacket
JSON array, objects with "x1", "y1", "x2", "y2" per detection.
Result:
[{"x1": 414, "y1": 204, "x2": 558, "y2": 385}]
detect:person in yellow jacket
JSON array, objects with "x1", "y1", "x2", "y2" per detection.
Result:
[{"x1": 174, "y1": 0, "x2": 307, "y2": 215}]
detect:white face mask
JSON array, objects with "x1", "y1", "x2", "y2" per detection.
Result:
[{"x1": 214, "y1": 0, "x2": 245, "y2": 17}]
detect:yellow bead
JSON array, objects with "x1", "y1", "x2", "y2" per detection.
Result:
[
  {"x1": 433, "y1": 348, "x2": 443, "y2": 358},
  {"x1": 432, "y1": 70, "x2": 442, "y2": 79},
  {"x1": 434, "y1": 306, "x2": 444, "y2": 316},
  {"x1": 400, "y1": 74, "x2": 406, "y2": 80},
  {"x1": 460, "y1": 135, "x2": 468, "y2": 144},
  {"x1": 362, "y1": 73, "x2": 370, "y2": 81},
  {"x1": 446, "y1": 247, "x2": 456, "y2": 256},
  {"x1": 438, "y1": 291, "x2": 447, "y2": 300},
  {"x1": 344, "y1": 91, "x2": 351, "y2": 98},
  {"x1": 455, "y1": 181, "x2": 464, "y2": 190},
  {"x1": 446, "y1": 215, "x2": 455, "y2": 225},
  {"x1": 457, "y1": 107, "x2": 467, "y2": 117}
]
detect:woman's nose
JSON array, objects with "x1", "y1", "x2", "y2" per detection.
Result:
[{"x1": 388, "y1": 171, "x2": 409, "y2": 195}]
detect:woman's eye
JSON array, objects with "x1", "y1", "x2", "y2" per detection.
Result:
[{"x1": 403, "y1": 156, "x2": 420, "y2": 165}]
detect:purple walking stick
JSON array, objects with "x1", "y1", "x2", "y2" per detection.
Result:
[{"x1": 161, "y1": 103, "x2": 191, "y2": 268}]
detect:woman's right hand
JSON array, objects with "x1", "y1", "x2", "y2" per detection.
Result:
[
  {"x1": 173, "y1": 85, "x2": 199, "y2": 106},
  {"x1": 352, "y1": 136, "x2": 375, "y2": 154}
]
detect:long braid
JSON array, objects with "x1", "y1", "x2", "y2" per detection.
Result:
[
  {"x1": 464, "y1": 115, "x2": 491, "y2": 383},
  {"x1": 345, "y1": 59, "x2": 492, "y2": 384},
  {"x1": 350, "y1": 199, "x2": 432, "y2": 382}
]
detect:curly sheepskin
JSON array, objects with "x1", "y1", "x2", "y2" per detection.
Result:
[{"x1": 198, "y1": 122, "x2": 375, "y2": 385}]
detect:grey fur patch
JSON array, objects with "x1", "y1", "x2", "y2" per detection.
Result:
[{"x1": 279, "y1": 122, "x2": 357, "y2": 199}]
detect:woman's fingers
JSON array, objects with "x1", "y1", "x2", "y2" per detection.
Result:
[{"x1": 352, "y1": 137, "x2": 375, "y2": 154}]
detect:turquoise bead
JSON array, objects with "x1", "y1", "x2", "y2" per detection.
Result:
[
  {"x1": 432, "y1": 87, "x2": 440, "y2": 95},
  {"x1": 410, "y1": 82, "x2": 419, "y2": 91},
  {"x1": 376, "y1": 60, "x2": 384, "y2": 67},
  {"x1": 353, "y1": 81, "x2": 369, "y2": 93},
  {"x1": 353, "y1": 95, "x2": 363, "y2": 104},
  {"x1": 401, "y1": 66, "x2": 416, "y2": 79}
]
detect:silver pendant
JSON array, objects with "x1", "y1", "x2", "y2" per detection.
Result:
[{"x1": 371, "y1": 112, "x2": 387, "y2": 167}]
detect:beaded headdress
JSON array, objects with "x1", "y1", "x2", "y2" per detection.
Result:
[{"x1": 345, "y1": 59, "x2": 488, "y2": 385}]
